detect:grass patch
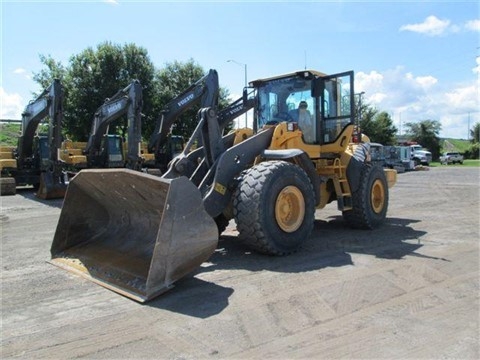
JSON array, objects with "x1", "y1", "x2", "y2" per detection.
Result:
[
  {"x1": 0, "y1": 123, "x2": 21, "y2": 146},
  {"x1": 432, "y1": 159, "x2": 480, "y2": 167},
  {"x1": 441, "y1": 138, "x2": 473, "y2": 153}
]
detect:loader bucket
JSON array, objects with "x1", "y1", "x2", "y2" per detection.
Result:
[
  {"x1": 37, "y1": 171, "x2": 67, "y2": 200},
  {"x1": 49, "y1": 169, "x2": 219, "y2": 302}
]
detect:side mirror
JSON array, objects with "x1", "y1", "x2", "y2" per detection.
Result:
[
  {"x1": 311, "y1": 78, "x2": 324, "y2": 98},
  {"x1": 242, "y1": 88, "x2": 248, "y2": 105}
]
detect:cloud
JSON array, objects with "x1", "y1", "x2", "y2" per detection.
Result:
[
  {"x1": 355, "y1": 67, "x2": 479, "y2": 139},
  {"x1": 445, "y1": 84, "x2": 478, "y2": 112},
  {"x1": 13, "y1": 68, "x2": 31, "y2": 80},
  {"x1": 400, "y1": 15, "x2": 451, "y2": 36},
  {"x1": 0, "y1": 87, "x2": 23, "y2": 119},
  {"x1": 103, "y1": 0, "x2": 119, "y2": 5},
  {"x1": 473, "y1": 56, "x2": 480, "y2": 75},
  {"x1": 414, "y1": 75, "x2": 438, "y2": 88},
  {"x1": 464, "y1": 19, "x2": 480, "y2": 32},
  {"x1": 400, "y1": 16, "x2": 480, "y2": 36}
]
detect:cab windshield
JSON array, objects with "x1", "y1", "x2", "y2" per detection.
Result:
[
  {"x1": 256, "y1": 76, "x2": 317, "y2": 143},
  {"x1": 256, "y1": 71, "x2": 354, "y2": 144}
]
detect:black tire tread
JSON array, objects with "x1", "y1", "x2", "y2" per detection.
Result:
[
  {"x1": 234, "y1": 161, "x2": 314, "y2": 255},
  {"x1": 343, "y1": 164, "x2": 388, "y2": 229}
]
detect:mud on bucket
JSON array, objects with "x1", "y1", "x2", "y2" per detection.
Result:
[{"x1": 49, "y1": 169, "x2": 219, "y2": 302}]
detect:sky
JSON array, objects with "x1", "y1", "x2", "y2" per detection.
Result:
[{"x1": 1, "y1": 0, "x2": 479, "y2": 139}]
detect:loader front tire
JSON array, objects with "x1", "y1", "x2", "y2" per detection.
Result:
[
  {"x1": 234, "y1": 161, "x2": 315, "y2": 255},
  {"x1": 342, "y1": 164, "x2": 388, "y2": 229}
]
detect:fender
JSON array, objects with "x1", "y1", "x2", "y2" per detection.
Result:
[{"x1": 262, "y1": 149, "x2": 321, "y2": 206}]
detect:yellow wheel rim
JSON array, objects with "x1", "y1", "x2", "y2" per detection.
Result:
[
  {"x1": 275, "y1": 186, "x2": 305, "y2": 232},
  {"x1": 371, "y1": 179, "x2": 385, "y2": 214}
]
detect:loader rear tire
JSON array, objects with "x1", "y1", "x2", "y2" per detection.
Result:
[
  {"x1": 215, "y1": 214, "x2": 230, "y2": 236},
  {"x1": 234, "y1": 161, "x2": 315, "y2": 255},
  {"x1": 342, "y1": 164, "x2": 388, "y2": 229}
]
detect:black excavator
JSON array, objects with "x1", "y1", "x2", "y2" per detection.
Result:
[
  {"x1": 50, "y1": 69, "x2": 396, "y2": 302},
  {"x1": 84, "y1": 80, "x2": 143, "y2": 170},
  {"x1": 148, "y1": 69, "x2": 219, "y2": 172},
  {"x1": 0, "y1": 79, "x2": 67, "y2": 199}
]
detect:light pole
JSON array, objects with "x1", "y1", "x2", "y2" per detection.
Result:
[{"x1": 227, "y1": 59, "x2": 248, "y2": 128}]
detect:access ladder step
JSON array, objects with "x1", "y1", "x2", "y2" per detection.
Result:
[{"x1": 334, "y1": 178, "x2": 352, "y2": 211}]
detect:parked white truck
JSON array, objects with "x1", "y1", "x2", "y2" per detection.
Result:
[
  {"x1": 440, "y1": 151, "x2": 464, "y2": 165},
  {"x1": 410, "y1": 145, "x2": 432, "y2": 166}
]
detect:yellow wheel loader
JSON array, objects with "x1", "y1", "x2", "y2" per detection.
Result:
[{"x1": 50, "y1": 70, "x2": 396, "y2": 302}]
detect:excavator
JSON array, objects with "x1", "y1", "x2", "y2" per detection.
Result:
[
  {"x1": 148, "y1": 69, "x2": 219, "y2": 172},
  {"x1": 0, "y1": 79, "x2": 67, "y2": 199},
  {"x1": 84, "y1": 80, "x2": 143, "y2": 170},
  {"x1": 50, "y1": 69, "x2": 397, "y2": 302}
]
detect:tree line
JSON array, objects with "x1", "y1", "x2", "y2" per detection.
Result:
[
  {"x1": 32, "y1": 41, "x2": 478, "y2": 160},
  {"x1": 33, "y1": 41, "x2": 231, "y2": 143}
]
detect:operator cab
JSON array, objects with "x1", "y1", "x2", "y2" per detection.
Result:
[
  {"x1": 252, "y1": 70, "x2": 355, "y2": 145},
  {"x1": 103, "y1": 135, "x2": 124, "y2": 168}
]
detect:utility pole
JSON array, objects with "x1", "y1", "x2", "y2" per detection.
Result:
[
  {"x1": 227, "y1": 59, "x2": 248, "y2": 128},
  {"x1": 399, "y1": 112, "x2": 402, "y2": 136},
  {"x1": 467, "y1": 112, "x2": 470, "y2": 140}
]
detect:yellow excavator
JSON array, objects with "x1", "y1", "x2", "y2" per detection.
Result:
[{"x1": 50, "y1": 69, "x2": 396, "y2": 302}]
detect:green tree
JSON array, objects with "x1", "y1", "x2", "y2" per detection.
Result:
[
  {"x1": 404, "y1": 120, "x2": 442, "y2": 160},
  {"x1": 470, "y1": 122, "x2": 480, "y2": 143},
  {"x1": 464, "y1": 122, "x2": 480, "y2": 159},
  {"x1": 33, "y1": 54, "x2": 67, "y2": 91},
  {"x1": 34, "y1": 42, "x2": 156, "y2": 141},
  {"x1": 152, "y1": 59, "x2": 231, "y2": 141},
  {"x1": 358, "y1": 104, "x2": 397, "y2": 145}
]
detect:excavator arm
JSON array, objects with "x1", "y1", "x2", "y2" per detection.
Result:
[
  {"x1": 147, "y1": 69, "x2": 219, "y2": 163},
  {"x1": 84, "y1": 80, "x2": 143, "y2": 169},
  {"x1": 16, "y1": 79, "x2": 63, "y2": 169},
  {"x1": 218, "y1": 91, "x2": 255, "y2": 130},
  {"x1": 12, "y1": 79, "x2": 67, "y2": 199}
]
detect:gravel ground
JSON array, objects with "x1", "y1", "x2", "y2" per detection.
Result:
[{"x1": 1, "y1": 166, "x2": 479, "y2": 359}]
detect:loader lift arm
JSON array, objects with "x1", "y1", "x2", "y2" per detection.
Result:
[
  {"x1": 85, "y1": 80, "x2": 143, "y2": 170},
  {"x1": 164, "y1": 91, "x2": 256, "y2": 182},
  {"x1": 147, "y1": 69, "x2": 219, "y2": 165}
]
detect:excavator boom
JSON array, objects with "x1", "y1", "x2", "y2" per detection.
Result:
[
  {"x1": 12, "y1": 79, "x2": 67, "y2": 199},
  {"x1": 85, "y1": 80, "x2": 143, "y2": 169},
  {"x1": 148, "y1": 69, "x2": 219, "y2": 169}
]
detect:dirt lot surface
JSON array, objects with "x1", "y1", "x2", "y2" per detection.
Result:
[{"x1": 1, "y1": 167, "x2": 479, "y2": 359}]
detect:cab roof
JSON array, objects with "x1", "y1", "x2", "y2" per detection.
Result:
[{"x1": 249, "y1": 69, "x2": 328, "y2": 87}]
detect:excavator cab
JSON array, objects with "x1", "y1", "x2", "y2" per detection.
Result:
[
  {"x1": 155, "y1": 135, "x2": 185, "y2": 173},
  {"x1": 103, "y1": 134, "x2": 125, "y2": 168}
]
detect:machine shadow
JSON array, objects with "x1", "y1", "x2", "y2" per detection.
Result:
[
  {"x1": 196, "y1": 216, "x2": 443, "y2": 276},
  {"x1": 149, "y1": 216, "x2": 445, "y2": 317},
  {"x1": 148, "y1": 277, "x2": 234, "y2": 319},
  {"x1": 16, "y1": 188, "x2": 64, "y2": 209}
]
